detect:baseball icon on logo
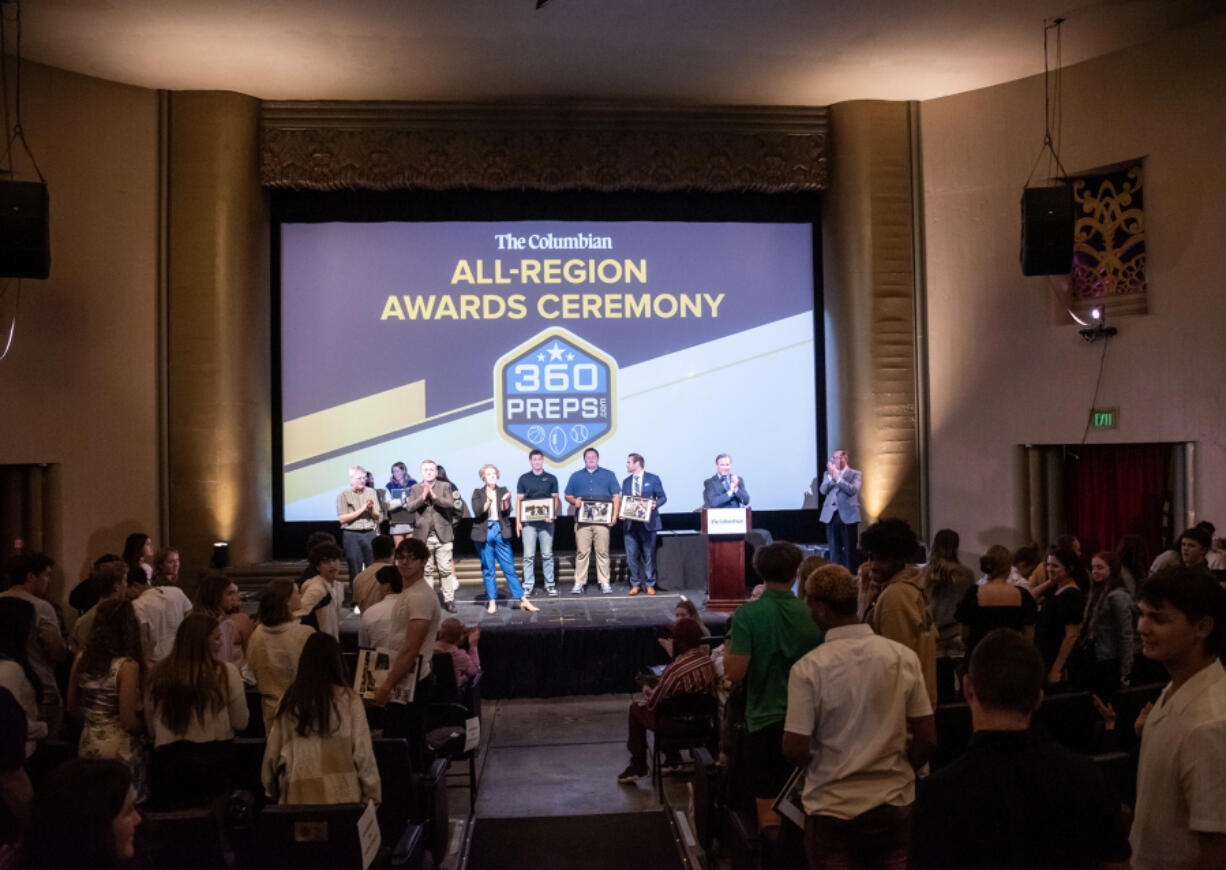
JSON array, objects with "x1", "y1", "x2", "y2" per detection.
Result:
[{"x1": 494, "y1": 327, "x2": 617, "y2": 464}]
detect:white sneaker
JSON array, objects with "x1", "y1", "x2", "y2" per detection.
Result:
[{"x1": 571, "y1": 585, "x2": 584, "y2": 595}]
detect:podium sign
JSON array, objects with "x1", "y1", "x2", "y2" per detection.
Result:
[
  {"x1": 706, "y1": 507, "x2": 748, "y2": 535},
  {"x1": 703, "y1": 507, "x2": 751, "y2": 612}
]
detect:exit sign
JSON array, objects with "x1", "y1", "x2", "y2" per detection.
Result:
[{"x1": 1090, "y1": 407, "x2": 1118, "y2": 429}]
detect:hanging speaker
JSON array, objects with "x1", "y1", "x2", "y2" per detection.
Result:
[
  {"x1": 0, "y1": 181, "x2": 51, "y2": 279},
  {"x1": 1020, "y1": 184, "x2": 1073, "y2": 276}
]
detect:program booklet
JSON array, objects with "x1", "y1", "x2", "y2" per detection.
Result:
[{"x1": 354, "y1": 648, "x2": 421, "y2": 705}]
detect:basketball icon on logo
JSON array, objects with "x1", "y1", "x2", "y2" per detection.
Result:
[{"x1": 494, "y1": 327, "x2": 617, "y2": 464}]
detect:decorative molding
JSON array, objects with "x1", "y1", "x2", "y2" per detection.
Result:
[
  {"x1": 260, "y1": 101, "x2": 828, "y2": 192},
  {"x1": 1071, "y1": 162, "x2": 1146, "y2": 316}
]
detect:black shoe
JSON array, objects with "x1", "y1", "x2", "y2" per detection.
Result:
[{"x1": 443, "y1": 601, "x2": 457, "y2": 613}]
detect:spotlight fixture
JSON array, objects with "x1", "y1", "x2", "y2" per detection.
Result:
[
  {"x1": 211, "y1": 541, "x2": 230, "y2": 570},
  {"x1": 1068, "y1": 306, "x2": 1117, "y2": 343}
]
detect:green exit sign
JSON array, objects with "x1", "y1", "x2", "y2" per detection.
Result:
[{"x1": 1090, "y1": 407, "x2": 1118, "y2": 429}]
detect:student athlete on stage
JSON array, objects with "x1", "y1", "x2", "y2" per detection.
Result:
[
  {"x1": 516, "y1": 449, "x2": 560, "y2": 597},
  {"x1": 621, "y1": 453, "x2": 667, "y2": 595},
  {"x1": 564, "y1": 448, "x2": 620, "y2": 595}
]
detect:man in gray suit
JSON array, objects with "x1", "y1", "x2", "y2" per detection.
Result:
[
  {"x1": 405, "y1": 459, "x2": 460, "y2": 612},
  {"x1": 819, "y1": 449, "x2": 862, "y2": 570}
]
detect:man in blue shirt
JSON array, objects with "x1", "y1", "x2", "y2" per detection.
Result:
[{"x1": 564, "y1": 448, "x2": 621, "y2": 594}]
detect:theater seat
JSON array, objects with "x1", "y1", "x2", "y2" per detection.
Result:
[
  {"x1": 138, "y1": 807, "x2": 231, "y2": 870},
  {"x1": 255, "y1": 802, "x2": 388, "y2": 869}
]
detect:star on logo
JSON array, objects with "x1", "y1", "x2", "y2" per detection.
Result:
[
  {"x1": 566, "y1": 352, "x2": 575, "y2": 362},
  {"x1": 546, "y1": 342, "x2": 565, "y2": 361},
  {"x1": 536, "y1": 352, "x2": 545, "y2": 362}
]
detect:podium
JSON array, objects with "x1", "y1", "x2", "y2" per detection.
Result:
[{"x1": 702, "y1": 507, "x2": 750, "y2": 612}]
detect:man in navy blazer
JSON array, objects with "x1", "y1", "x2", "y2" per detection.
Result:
[
  {"x1": 819, "y1": 448, "x2": 862, "y2": 570},
  {"x1": 702, "y1": 453, "x2": 750, "y2": 509},
  {"x1": 622, "y1": 453, "x2": 667, "y2": 594}
]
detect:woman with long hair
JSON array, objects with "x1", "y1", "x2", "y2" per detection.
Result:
[
  {"x1": 1082, "y1": 551, "x2": 1136, "y2": 697},
  {"x1": 194, "y1": 573, "x2": 253, "y2": 667},
  {"x1": 121, "y1": 533, "x2": 154, "y2": 589},
  {"x1": 1034, "y1": 547, "x2": 1086, "y2": 687},
  {"x1": 146, "y1": 612, "x2": 249, "y2": 809},
  {"x1": 17, "y1": 758, "x2": 141, "y2": 870},
  {"x1": 247, "y1": 579, "x2": 314, "y2": 733},
  {"x1": 261, "y1": 633, "x2": 380, "y2": 805},
  {"x1": 0, "y1": 597, "x2": 47, "y2": 757},
  {"x1": 955, "y1": 545, "x2": 1037, "y2": 663},
  {"x1": 923, "y1": 529, "x2": 975, "y2": 702},
  {"x1": 471, "y1": 464, "x2": 538, "y2": 614},
  {"x1": 67, "y1": 598, "x2": 148, "y2": 802}
]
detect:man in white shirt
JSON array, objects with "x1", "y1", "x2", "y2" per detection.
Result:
[
  {"x1": 0, "y1": 553, "x2": 68, "y2": 739},
  {"x1": 1130, "y1": 566, "x2": 1226, "y2": 870},
  {"x1": 783, "y1": 563, "x2": 935, "y2": 870},
  {"x1": 358, "y1": 565, "x2": 403, "y2": 649}
]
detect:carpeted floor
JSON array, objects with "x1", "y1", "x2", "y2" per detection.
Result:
[{"x1": 464, "y1": 810, "x2": 687, "y2": 869}]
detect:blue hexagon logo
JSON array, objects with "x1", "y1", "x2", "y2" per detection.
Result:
[{"x1": 494, "y1": 327, "x2": 617, "y2": 464}]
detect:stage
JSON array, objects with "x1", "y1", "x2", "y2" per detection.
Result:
[{"x1": 233, "y1": 538, "x2": 826, "y2": 699}]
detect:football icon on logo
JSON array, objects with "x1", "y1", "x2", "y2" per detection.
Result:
[{"x1": 494, "y1": 327, "x2": 617, "y2": 464}]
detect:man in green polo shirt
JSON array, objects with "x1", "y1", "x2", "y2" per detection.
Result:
[{"x1": 725, "y1": 541, "x2": 823, "y2": 833}]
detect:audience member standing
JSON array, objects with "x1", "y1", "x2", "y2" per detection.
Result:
[
  {"x1": 923, "y1": 529, "x2": 975, "y2": 703},
  {"x1": 67, "y1": 598, "x2": 148, "y2": 802},
  {"x1": 247, "y1": 580, "x2": 314, "y2": 734},
  {"x1": 131, "y1": 551, "x2": 192, "y2": 667},
  {"x1": 352, "y1": 534, "x2": 395, "y2": 613},
  {"x1": 910, "y1": 629, "x2": 1131, "y2": 869},
  {"x1": 1130, "y1": 567, "x2": 1226, "y2": 870},
  {"x1": 121, "y1": 533, "x2": 155, "y2": 593},
  {"x1": 373, "y1": 538, "x2": 442, "y2": 772},
  {"x1": 724, "y1": 542, "x2": 823, "y2": 831},
  {"x1": 336, "y1": 465, "x2": 382, "y2": 582},
  {"x1": 296, "y1": 543, "x2": 346, "y2": 639},
  {"x1": 0, "y1": 553, "x2": 67, "y2": 739},
  {"x1": 262, "y1": 633, "x2": 381, "y2": 806},
  {"x1": 0, "y1": 686, "x2": 33, "y2": 847},
  {"x1": 0, "y1": 598, "x2": 48, "y2": 757},
  {"x1": 195, "y1": 573, "x2": 254, "y2": 668},
  {"x1": 358, "y1": 566, "x2": 404, "y2": 649},
  {"x1": 955, "y1": 545, "x2": 1037, "y2": 663},
  {"x1": 1035, "y1": 547, "x2": 1086, "y2": 688},
  {"x1": 71, "y1": 559, "x2": 129, "y2": 653},
  {"x1": 862, "y1": 519, "x2": 938, "y2": 706},
  {"x1": 146, "y1": 613, "x2": 249, "y2": 810},
  {"x1": 1083, "y1": 551, "x2": 1136, "y2": 698},
  {"x1": 783, "y1": 564, "x2": 935, "y2": 870}
]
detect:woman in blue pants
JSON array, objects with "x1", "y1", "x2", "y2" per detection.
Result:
[{"x1": 471, "y1": 465, "x2": 539, "y2": 614}]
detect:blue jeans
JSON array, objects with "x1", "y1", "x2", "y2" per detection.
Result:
[
  {"x1": 520, "y1": 522, "x2": 555, "y2": 592},
  {"x1": 624, "y1": 523, "x2": 658, "y2": 587},
  {"x1": 481, "y1": 521, "x2": 525, "y2": 600},
  {"x1": 342, "y1": 528, "x2": 375, "y2": 583}
]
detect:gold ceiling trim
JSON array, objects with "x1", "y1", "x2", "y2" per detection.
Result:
[{"x1": 259, "y1": 101, "x2": 828, "y2": 192}]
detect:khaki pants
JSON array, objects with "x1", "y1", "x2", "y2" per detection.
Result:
[
  {"x1": 574, "y1": 524, "x2": 611, "y2": 588},
  {"x1": 425, "y1": 531, "x2": 457, "y2": 602}
]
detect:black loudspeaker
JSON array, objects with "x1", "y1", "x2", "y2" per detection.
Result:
[
  {"x1": 1020, "y1": 184, "x2": 1073, "y2": 276},
  {"x1": 0, "y1": 181, "x2": 51, "y2": 279}
]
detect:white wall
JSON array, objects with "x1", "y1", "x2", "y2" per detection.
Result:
[{"x1": 920, "y1": 13, "x2": 1226, "y2": 555}]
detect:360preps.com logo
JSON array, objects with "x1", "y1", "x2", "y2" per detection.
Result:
[{"x1": 493, "y1": 327, "x2": 617, "y2": 464}]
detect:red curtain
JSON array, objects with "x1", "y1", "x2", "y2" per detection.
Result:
[{"x1": 1062, "y1": 444, "x2": 1171, "y2": 559}]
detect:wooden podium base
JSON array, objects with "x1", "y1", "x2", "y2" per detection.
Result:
[{"x1": 703, "y1": 508, "x2": 750, "y2": 612}]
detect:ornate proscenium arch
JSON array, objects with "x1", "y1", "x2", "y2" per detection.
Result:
[{"x1": 259, "y1": 102, "x2": 829, "y2": 192}]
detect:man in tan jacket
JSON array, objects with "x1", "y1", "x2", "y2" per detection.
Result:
[{"x1": 861, "y1": 518, "x2": 938, "y2": 705}]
